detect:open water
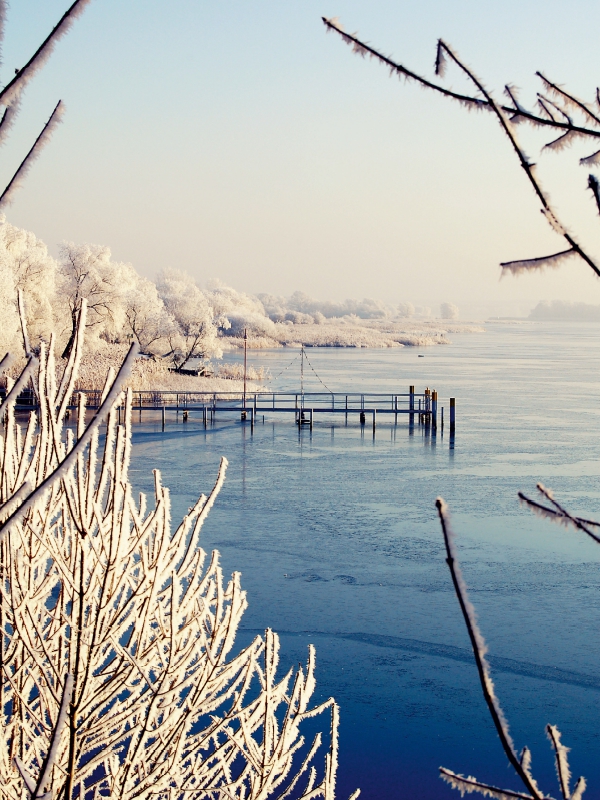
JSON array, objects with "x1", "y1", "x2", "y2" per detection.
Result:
[{"x1": 129, "y1": 322, "x2": 600, "y2": 800}]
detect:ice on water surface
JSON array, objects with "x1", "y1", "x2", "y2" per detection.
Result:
[{"x1": 130, "y1": 322, "x2": 600, "y2": 800}]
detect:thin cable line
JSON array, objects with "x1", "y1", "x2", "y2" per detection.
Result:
[
  {"x1": 267, "y1": 353, "x2": 301, "y2": 383},
  {"x1": 302, "y1": 350, "x2": 335, "y2": 394}
]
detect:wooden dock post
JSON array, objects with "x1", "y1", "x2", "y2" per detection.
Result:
[
  {"x1": 360, "y1": 411, "x2": 365, "y2": 425},
  {"x1": 450, "y1": 397, "x2": 455, "y2": 434},
  {"x1": 310, "y1": 409, "x2": 313, "y2": 430},
  {"x1": 162, "y1": 406, "x2": 165, "y2": 431},
  {"x1": 183, "y1": 410, "x2": 188, "y2": 422},
  {"x1": 409, "y1": 386, "x2": 415, "y2": 425},
  {"x1": 372, "y1": 409, "x2": 376, "y2": 432},
  {"x1": 432, "y1": 391, "x2": 438, "y2": 431}
]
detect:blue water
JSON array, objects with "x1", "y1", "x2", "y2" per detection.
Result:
[{"x1": 129, "y1": 322, "x2": 600, "y2": 800}]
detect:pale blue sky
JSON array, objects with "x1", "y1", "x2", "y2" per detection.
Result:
[{"x1": 4, "y1": 0, "x2": 600, "y2": 317}]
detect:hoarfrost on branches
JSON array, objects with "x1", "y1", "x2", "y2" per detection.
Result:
[
  {"x1": 436, "y1": 499, "x2": 586, "y2": 800},
  {"x1": 323, "y1": 17, "x2": 600, "y2": 279},
  {"x1": 0, "y1": 308, "x2": 354, "y2": 800}
]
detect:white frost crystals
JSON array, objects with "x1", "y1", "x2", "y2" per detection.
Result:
[
  {"x1": 0, "y1": 309, "x2": 354, "y2": 800},
  {"x1": 436, "y1": 498, "x2": 585, "y2": 800}
]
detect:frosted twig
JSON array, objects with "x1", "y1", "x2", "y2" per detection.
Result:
[
  {"x1": 18, "y1": 289, "x2": 31, "y2": 356},
  {"x1": 500, "y1": 249, "x2": 576, "y2": 275},
  {"x1": 322, "y1": 17, "x2": 600, "y2": 142},
  {"x1": 323, "y1": 19, "x2": 600, "y2": 278},
  {"x1": 0, "y1": 341, "x2": 138, "y2": 537},
  {"x1": 440, "y1": 769, "x2": 534, "y2": 799},
  {"x1": 0, "y1": 101, "x2": 65, "y2": 211},
  {"x1": 0, "y1": 100, "x2": 21, "y2": 148},
  {"x1": 519, "y1": 485, "x2": 600, "y2": 545},
  {"x1": 536, "y1": 73, "x2": 600, "y2": 127},
  {"x1": 588, "y1": 174, "x2": 600, "y2": 217},
  {"x1": 436, "y1": 498, "x2": 543, "y2": 799},
  {"x1": 0, "y1": 0, "x2": 93, "y2": 107},
  {"x1": 434, "y1": 40, "x2": 600, "y2": 278},
  {"x1": 33, "y1": 674, "x2": 74, "y2": 799}
]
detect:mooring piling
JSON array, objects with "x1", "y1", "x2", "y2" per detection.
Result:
[{"x1": 450, "y1": 398, "x2": 456, "y2": 434}]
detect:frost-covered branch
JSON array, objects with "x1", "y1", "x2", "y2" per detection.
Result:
[
  {"x1": 519, "y1": 485, "x2": 600, "y2": 544},
  {"x1": 435, "y1": 498, "x2": 585, "y2": 800},
  {"x1": 0, "y1": 101, "x2": 64, "y2": 212},
  {"x1": 0, "y1": 0, "x2": 93, "y2": 107},
  {"x1": 322, "y1": 18, "x2": 600, "y2": 144},
  {"x1": 0, "y1": 311, "x2": 351, "y2": 800},
  {"x1": 323, "y1": 18, "x2": 600, "y2": 278}
]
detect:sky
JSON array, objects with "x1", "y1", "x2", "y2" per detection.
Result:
[{"x1": 3, "y1": 0, "x2": 600, "y2": 318}]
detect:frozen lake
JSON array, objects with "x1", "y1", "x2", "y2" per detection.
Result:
[{"x1": 129, "y1": 322, "x2": 600, "y2": 800}]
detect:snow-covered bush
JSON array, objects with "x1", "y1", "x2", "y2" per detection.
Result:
[{"x1": 0, "y1": 307, "x2": 354, "y2": 800}]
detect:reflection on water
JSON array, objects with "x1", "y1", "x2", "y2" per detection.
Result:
[{"x1": 130, "y1": 323, "x2": 600, "y2": 800}]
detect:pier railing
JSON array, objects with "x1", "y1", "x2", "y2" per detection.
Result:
[{"x1": 6, "y1": 387, "x2": 455, "y2": 432}]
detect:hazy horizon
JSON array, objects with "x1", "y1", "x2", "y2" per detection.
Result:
[{"x1": 4, "y1": 0, "x2": 600, "y2": 319}]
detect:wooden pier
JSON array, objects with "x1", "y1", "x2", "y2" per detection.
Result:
[{"x1": 51, "y1": 386, "x2": 455, "y2": 432}]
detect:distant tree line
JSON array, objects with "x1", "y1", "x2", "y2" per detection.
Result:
[{"x1": 1, "y1": 218, "x2": 456, "y2": 369}]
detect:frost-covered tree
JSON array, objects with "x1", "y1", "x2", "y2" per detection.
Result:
[
  {"x1": 0, "y1": 218, "x2": 57, "y2": 347},
  {"x1": 58, "y1": 242, "x2": 123, "y2": 357},
  {"x1": 157, "y1": 268, "x2": 222, "y2": 368},
  {"x1": 207, "y1": 281, "x2": 276, "y2": 338},
  {"x1": 440, "y1": 302, "x2": 459, "y2": 320},
  {"x1": 0, "y1": 308, "x2": 357, "y2": 800},
  {"x1": 122, "y1": 272, "x2": 175, "y2": 353}
]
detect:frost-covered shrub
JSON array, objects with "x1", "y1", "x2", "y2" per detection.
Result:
[
  {"x1": 217, "y1": 362, "x2": 269, "y2": 381},
  {"x1": 0, "y1": 307, "x2": 354, "y2": 800}
]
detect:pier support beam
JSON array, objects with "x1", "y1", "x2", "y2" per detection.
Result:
[
  {"x1": 432, "y1": 391, "x2": 437, "y2": 432},
  {"x1": 450, "y1": 397, "x2": 455, "y2": 434}
]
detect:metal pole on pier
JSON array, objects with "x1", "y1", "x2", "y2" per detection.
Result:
[
  {"x1": 450, "y1": 398, "x2": 455, "y2": 434},
  {"x1": 243, "y1": 328, "x2": 247, "y2": 418},
  {"x1": 432, "y1": 391, "x2": 438, "y2": 431},
  {"x1": 409, "y1": 386, "x2": 415, "y2": 426},
  {"x1": 300, "y1": 345, "x2": 305, "y2": 409}
]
